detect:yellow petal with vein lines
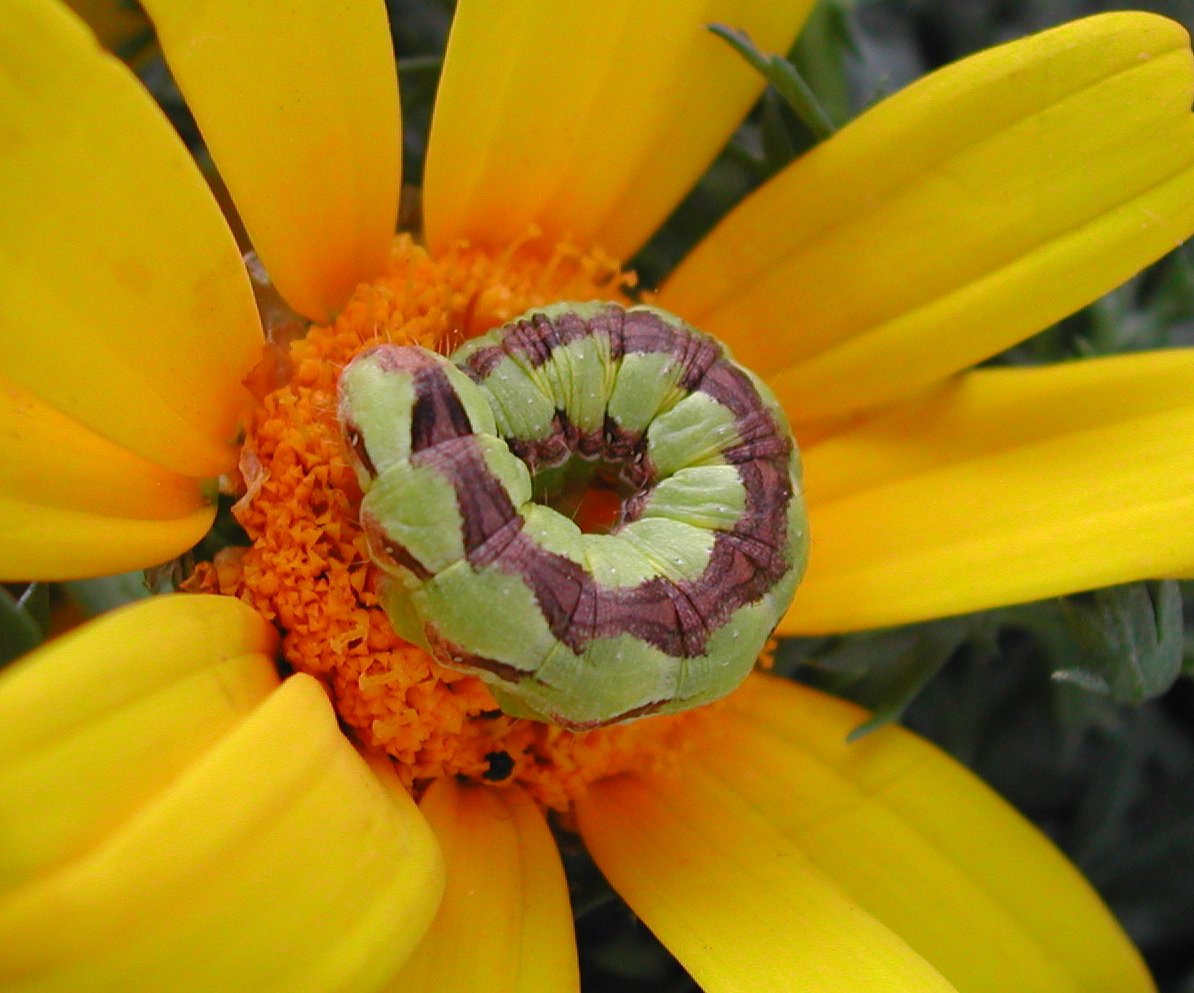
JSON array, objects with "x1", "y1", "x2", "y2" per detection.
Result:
[
  {"x1": 782, "y1": 350, "x2": 1194, "y2": 634},
  {"x1": 0, "y1": 0, "x2": 261, "y2": 478},
  {"x1": 0, "y1": 595, "x2": 277, "y2": 889},
  {"x1": 661, "y1": 13, "x2": 1194, "y2": 423},
  {"x1": 577, "y1": 758, "x2": 957, "y2": 992},
  {"x1": 425, "y1": 0, "x2": 811, "y2": 261},
  {"x1": 0, "y1": 377, "x2": 214, "y2": 580},
  {"x1": 393, "y1": 779, "x2": 578, "y2": 993},
  {"x1": 0, "y1": 672, "x2": 444, "y2": 993},
  {"x1": 144, "y1": 0, "x2": 401, "y2": 322},
  {"x1": 706, "y1": 674, "x2": 1155, "y2": 993}
]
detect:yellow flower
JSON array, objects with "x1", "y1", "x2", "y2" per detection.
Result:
[{"x1": 1, "y1": 1, "x2": 1191, "y2": 991}]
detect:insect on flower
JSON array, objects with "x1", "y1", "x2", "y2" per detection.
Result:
[{"x1": 338, "y1": 302, "x2": 809, "y2": 728}]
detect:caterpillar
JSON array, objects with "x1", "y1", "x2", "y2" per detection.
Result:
[{"x1": 337, "y1": 302, "x2": 808, "y2": 730}]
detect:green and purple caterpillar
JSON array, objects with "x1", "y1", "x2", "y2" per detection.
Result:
[{"x1": 337, "y1": 302, "x2": 808, "y2": 730}]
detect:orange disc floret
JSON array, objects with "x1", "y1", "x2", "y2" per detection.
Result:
[{"x1": 197, "y1": 234, "x2": 700, "y2": 811}]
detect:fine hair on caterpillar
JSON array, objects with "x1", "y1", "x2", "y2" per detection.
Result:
[{"x1": 337, "y1": 302, "x2": 809, "y2": 729}]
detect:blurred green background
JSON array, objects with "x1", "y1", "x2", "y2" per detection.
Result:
[{"x1": 7, "y1": 1, "x2": 1192, "y2": 989}]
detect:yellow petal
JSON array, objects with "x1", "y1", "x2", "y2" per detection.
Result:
[
  {"x1": 0, "y1": 498, "x2": 215, "y2": 581},
  {"x1": 424, "y1": 0, "x2": 811, "y2": 261},
  {"x1": 783, "y1": 350, "x2": 1194, "y2": 633},
  {"x1": 0, "y1": 672, "x2": 445, "y2": 993},
  {"x1": 393, "y1": 779, "x2": 578, "y2": 993},
  {"x1": 0, "y1": 594, "x2": 277, "y2": 888},
  {"x1": 577, "y1": 749, "x2": 957, "y2": 992},
  {"x1": 703, "y1": 674, "x2": 1155, "y2": 993},
  {"x1": 0, "y1": 0, "x2": 262, "y2": 478},
  {"x1": 0, "y1": 379, "x2": 205, "y2": 522},
  {"x1": 144, "y1": 0, "x2": 401, "y2": 322},
  {"x1": 661, "y1": 13, "x2": 1194, "y2": 423},
  {"x1": 0, "y1": 377, "x2": 215, "y2": 580}
]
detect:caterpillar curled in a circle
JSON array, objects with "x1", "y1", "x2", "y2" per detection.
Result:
[{"x1": 337, "y1": 302, "x2": 809, "y2": 730}]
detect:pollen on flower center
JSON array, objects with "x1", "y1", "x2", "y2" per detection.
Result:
[{"x1": 191, "y1": 234, "x2": 710, "y2": 811}]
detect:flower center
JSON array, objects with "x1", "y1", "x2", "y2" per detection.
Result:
[{"x1": 194, "y1": 235, "x2": 711, "y2": 811}]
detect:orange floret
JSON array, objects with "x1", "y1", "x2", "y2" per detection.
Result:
[{"x1": 195, "y1": 234, "x2": 699, "y2": 811}]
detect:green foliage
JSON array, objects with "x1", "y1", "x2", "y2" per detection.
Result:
[
  {"x1": 387, "y1": 0, "x2": 452, "y2": 186},
  {"x1": 64, "y1": 571, "x2": 153, "y2": 616},
  {"x1": 707, "y1": 23, "x2": 838, "y2": 139},
  {"x1": 1008, "y1": 582, "x2": 1185, "y2": 705},
  {"x1": 781, "y1": 580, "x2": 1189, "y2": 741},
  {"x1": 777, "y1": 615, "x2": 983, "y2": 739},
  {"x1": 0, "y1": 584, "x2": 47, "y2": 666}
]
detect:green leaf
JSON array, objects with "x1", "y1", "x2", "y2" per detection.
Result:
[
  {"x1": 791, "y1": 0, "x2": 858, "y2": 128},
  {"x1": 0, "y1": 585, "x2": 46, "y2": 666},
  {"x1": 396, "y1": 54, "x2": 442, "y2": 75},
  {"x1": 708, "y1": 23, "x2": 837, "y2": 140},
  {"x1": 757, "y1": 89, "x2": 800, "y2": 173},
  {"x1": 64, "y1": 570, "x2": 153, "y2": 617},
  {"x1": 1011, "y1": 581, "x2": 1184, "y2": 704},
  {"x1": 780, "y1": 615, "x2": 978, "y2": 739}
]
